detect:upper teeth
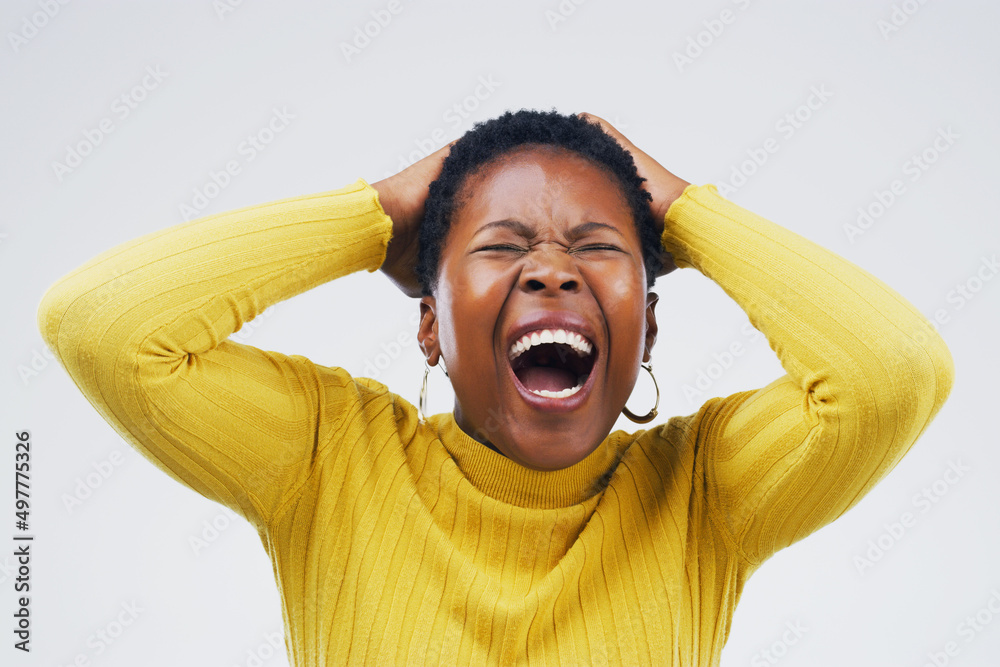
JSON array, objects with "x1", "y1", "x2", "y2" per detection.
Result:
[{"x1": 508, "y1": 328, "x2": 593, "y2": 361}]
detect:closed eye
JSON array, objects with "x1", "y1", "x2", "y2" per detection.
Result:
[
  {"x1": 571, "y1": 244, "x2": 622, "y2": 253},
  {"x1": 478, "y1": 244, "x2": 527, "y2": 252}
]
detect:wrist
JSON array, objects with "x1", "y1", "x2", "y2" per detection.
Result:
[
  {"x1": 658, "y1": 180, "x2": 691, "y2": 223},
  {"x1": 648, "y1": 177, "x2": 691, "y2": 233},
  {"x1": 370, "y1": 177, "x2": 400, "y2": 223}
]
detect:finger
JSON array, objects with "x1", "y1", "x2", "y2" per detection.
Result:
[{"x1": 578, "y1": 112, "x2": 635, "y2": 154}]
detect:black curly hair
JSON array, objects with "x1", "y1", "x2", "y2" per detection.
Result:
[{"x1": 415, "y1": 109, "x2": 663, "y2": 297}]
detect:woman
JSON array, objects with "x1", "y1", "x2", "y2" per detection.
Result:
[{"x1": 37, "y1": 109, "x2": 954, "y2": 665}]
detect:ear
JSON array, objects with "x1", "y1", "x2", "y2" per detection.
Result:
[
  {"x1": 643, "y1": 292, "x2": 659, "y2": 364},
  {"x1": 417, "y1": 295, "x2": 442, "y2": 366}
]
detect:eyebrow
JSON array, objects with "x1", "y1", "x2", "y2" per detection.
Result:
[{"x1": 472, "y1": 219, "x2": 624, "y2": 240}]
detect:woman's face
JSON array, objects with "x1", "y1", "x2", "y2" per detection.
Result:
[{"x1": 418, "y1": 144, "x2": 658, "y2": 471}]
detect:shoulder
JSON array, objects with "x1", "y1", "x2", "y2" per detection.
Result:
[
  {"x1": 285, "y1": 357, "x2": 422, "y2": 449},
  {"x1": 612, "y1": 397, "x2": 731, "y2": 472}
]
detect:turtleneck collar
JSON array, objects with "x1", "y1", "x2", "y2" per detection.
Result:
[{"x1": 431, "y1": 412, "x2": 625, "y2": 510}]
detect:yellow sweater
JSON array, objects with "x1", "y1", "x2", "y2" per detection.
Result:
[{"x1": 37, "y1": 179, "x2": 953, "y2": 665}]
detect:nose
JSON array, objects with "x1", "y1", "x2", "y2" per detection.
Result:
[{"x1": 518, "y1": 245, "x2": 580, "y2": 294}]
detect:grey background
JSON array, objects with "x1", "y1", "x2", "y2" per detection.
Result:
[{"x1": 2, "y1": 0, "x2": 998, "y2": 665}]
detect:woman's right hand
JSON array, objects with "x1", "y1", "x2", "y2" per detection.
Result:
[{"x1": 372, "y1": 140, "x2": 456, "y2": 299}]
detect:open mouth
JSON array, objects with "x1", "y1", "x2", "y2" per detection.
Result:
[{"x1": 507, "y1": 329, "x2": 598, "y2": 399}]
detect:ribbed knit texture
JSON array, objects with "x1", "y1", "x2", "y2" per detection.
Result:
[{"x1": 37, "y1": 179, "x2": 954, "y2": 665}]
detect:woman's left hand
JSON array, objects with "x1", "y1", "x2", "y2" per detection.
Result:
[{"x1": 578, "y1": 112, "x2": 689, "y2": 277}]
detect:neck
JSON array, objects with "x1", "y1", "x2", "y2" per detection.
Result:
[{"x1": 432, "y1": 412, "x2": 626, "y2": 509}]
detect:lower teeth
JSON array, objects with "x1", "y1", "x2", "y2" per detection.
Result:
[{"x1": 529, "y1": 377, "x2": 585, "y2": 399}]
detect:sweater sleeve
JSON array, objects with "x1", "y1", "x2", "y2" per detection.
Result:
[
  {"x1": 36, "y1": 178, "x2": 395, "y2": 532},
  {"x1": 661, "y1": 184, "x2": 955, "y2": 565}
]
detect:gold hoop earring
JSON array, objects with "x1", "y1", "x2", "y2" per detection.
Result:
[
  {"x1": 418, "y1": 361, "x2": 431, "y2": 424},
  {"x1": 418, "y1": 359, "x2": 448, "y2": 423},
  {"x1": 622, "y1": 362, "x2": 659, "y2": 424}
]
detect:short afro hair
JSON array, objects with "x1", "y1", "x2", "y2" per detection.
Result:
[{"x1": 415, "y1": 109, "x2": 663, "y2": 297}]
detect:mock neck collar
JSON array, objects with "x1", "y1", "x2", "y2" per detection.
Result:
[{"x1": 431, "y1": 412, "x2": 624, "y2": 509}]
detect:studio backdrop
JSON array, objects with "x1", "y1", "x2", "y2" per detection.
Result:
[{"x1": 2, "y1": 1, "x2": 998, "y2": 665}]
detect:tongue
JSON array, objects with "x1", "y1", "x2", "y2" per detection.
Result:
[{"x1": 517, "y1": 366, "x2": 578, "y2": 392}]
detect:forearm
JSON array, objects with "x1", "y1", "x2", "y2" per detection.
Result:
[
  {"x1": 664, "y1": 184, "x2": 954, "y2": 414},
  {"x1": 37, "y1": 178, "x2": 393, "y2": 404}
]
